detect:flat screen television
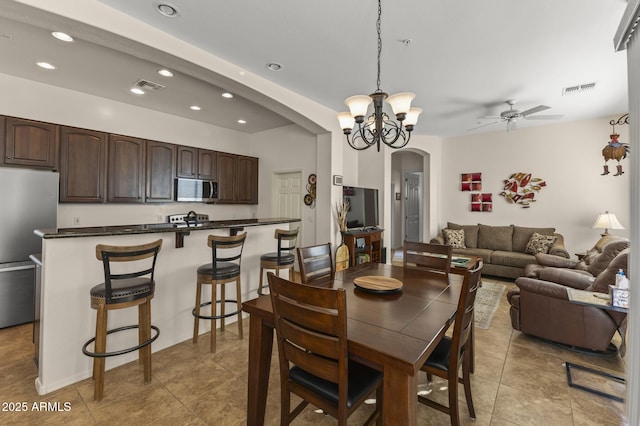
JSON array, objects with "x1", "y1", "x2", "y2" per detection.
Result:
[{"x1": 342, "y1": 186, "x2": 379, "y2": 230}]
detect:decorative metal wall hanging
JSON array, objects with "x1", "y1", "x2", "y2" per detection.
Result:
[
  {"x1": 601, "y1": 114, "x2": 630, "y2": 176},
  {"x1": 304, "y1": 174, "x2": 316, "y2": 207},
  {"x1": 500, "y1": 173, "x2": 546, "y2": 208},
  {"x1": 471, "y1": 193, "x2": 493, "y2": 212},
  {"x1": 461, "y1": 173, "x2": 482, "y2": 191}
]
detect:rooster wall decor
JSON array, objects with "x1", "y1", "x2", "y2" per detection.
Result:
[{"x1": 602, "y1": 114, "x2": 630, "y2": 176}]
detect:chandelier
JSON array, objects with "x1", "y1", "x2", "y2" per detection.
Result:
[{"x1": 337, "y1": 0, "x2": 422, "y2": 151}]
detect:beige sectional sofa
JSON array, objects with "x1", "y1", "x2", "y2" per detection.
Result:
[{"x1": 430, "y1": 222, "x2": 570, "y2": 279}]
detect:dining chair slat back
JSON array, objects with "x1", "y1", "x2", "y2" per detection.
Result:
[
  {"x1": 268, "y1": 273, "x2": 382, "y2": 425},
  {"x1": 403, "y1": 240, "x2": 452, "y2": 277},
  {"x1": 296, "y1": 243, "x2": 335, "y2": 285}
]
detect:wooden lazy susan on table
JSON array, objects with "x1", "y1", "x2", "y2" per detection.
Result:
[{"x1": 353, "y1": 276, "x2": 403, "y2": 294}]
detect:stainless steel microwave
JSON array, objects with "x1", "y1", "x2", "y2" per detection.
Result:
[{"x1": 175, "y1": 178, "x2": 218, "y2": 202}]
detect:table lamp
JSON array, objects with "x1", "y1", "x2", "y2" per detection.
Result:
[{"x1": 592, "y1": 211, "x2": 624, "y2": 236}]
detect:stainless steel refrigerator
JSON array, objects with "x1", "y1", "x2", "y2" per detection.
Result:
[{"x1": 0, "y1": 168, "x2": 58, "y2": 328}]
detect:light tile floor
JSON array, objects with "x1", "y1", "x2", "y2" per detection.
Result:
[{"x1": 0, "y1": 277, "x2": 628, "y2": 425}]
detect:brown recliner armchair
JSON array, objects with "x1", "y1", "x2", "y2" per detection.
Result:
[
  {"x1": 524, "y1": 235, "x2": 629, "y2": 278},
  {"x1": 508, "y1": 248, "x2": 629, "y2": 353}
]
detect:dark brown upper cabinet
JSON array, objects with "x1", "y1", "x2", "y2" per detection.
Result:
[
  {"x1": 197, "y1": 149, "x2": 217, "y2": 181},
  {"x1": 176, "y1": 145, "x2": 197, "y2": 178},
  {"x1": 217, "y1": 152, "x2": 258, "y2": 204},
  {"x1": 236, "y1": 155, "x2": 258, "y2": 204},
  {"x1": 146, "y1": 140, "x2": 176, "y2": 203},
  {"x1": 176, "y1": 146, "x2": 217, "y2": 180},
  {"x1": 107, "y1": 134, "x2": 146, "y2": 203},
  {"x1": 3, "y1": 117, "x2": 59, "y2": 170},
  {"x1": 59, "y1": 126, "x2": 107, "y2": 203}
]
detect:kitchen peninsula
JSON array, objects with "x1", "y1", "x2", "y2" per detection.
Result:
[{"x1": 34, "y1": 217, "x2": 299, "y2": 395}]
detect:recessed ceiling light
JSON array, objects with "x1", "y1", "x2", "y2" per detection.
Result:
[
  {"x1": 52, "y1": 31, "x2": 73, "y2": 42},
  {"x1": 237, "y1": 119, "x2": 247, "y2": 124},
  {"x1": 154, "y1": 1, "x2": 180, "y2": 17},
  {"x1": 221, "y1": 92, "x2": 234, "y2": 99},
  {"x1": 266, "y1": 63, "x2": 282, "y2": 71},
  {"x1": 158, "y1": 69, "x2": 174, "y2": 77},
  {"x1": 190, "y1": 105, "x2": 201, "y2": 111},
  {"x1": 130, "y1": 87, "x2": 145, "y2": 95},
  {"x1": 36, "y1": 62, "x2": 56, "y2": 70}
]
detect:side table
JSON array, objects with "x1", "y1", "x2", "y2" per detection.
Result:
[{"x1": 565, "y1": 288, "x2": 628, "y2": 402}]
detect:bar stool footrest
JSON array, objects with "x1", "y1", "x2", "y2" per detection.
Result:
[
  {"x1": 193, "y1": 300, "x2": 241, "y2": 320},
  {"x1": 82, "y1": 324, "x2": 160, "y2": 358}
]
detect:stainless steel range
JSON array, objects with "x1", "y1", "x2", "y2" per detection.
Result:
[{"x1": 167, "y1": 212, "x2": 209, "y2": 228}]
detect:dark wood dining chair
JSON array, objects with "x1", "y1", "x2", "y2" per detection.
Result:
[
  {"x1": 403, "y1": 240, "x2": 452, "y2": 278},
  {"x1": 267, "y1": 273, "x2": 382, "y2": 425},
  {"x1": 296, "y1": 243, "x2": 335, "y2": 285},
  {"x1": 418, "y1": 258, "x2": 483, "y2": 425}
]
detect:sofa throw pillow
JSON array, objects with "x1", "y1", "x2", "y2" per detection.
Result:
[
  {"x1": 525, "y1": 233, "x2": 557, "y2": 255},
  {"x1": 447, "y1": 222, "x2": 479, "y2": 248},
  {"x1": 512, "y1": 226, "x2": 555, "y2": 253},
  {"x1": 443, "y1": 228, "x2": 466, "y2": 248}
]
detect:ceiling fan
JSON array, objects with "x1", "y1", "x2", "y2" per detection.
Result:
[{"x1": 470, "y1": 100, "x2": 563, "y2": 132}]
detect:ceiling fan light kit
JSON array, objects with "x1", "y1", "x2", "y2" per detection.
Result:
[{"x1": 337, "y1": 0, "x2": 421, "y2": 151}]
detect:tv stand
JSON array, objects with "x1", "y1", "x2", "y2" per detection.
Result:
[{"x1": 343, "y1": 229, "x2": 383, "y2": 266}]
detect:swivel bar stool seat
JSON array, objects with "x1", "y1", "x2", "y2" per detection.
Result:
[
  {"x1": 82, "y1": 239, "x2": 163, "y2": 402},
  {"x1": 193, "y1": 232, "x2": 247, "y2": 353},
  {"x1": 258, "y1": 228, "x2": 299, "y2": 295}
]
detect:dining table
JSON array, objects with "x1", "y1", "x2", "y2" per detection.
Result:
[{"x1": 242, "y1": 261, "x2": 467, "y2": 425}]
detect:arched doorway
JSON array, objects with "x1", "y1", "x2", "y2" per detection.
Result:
[{"x1": 390, "y1": 150, "x2": 429, "y2": 253}]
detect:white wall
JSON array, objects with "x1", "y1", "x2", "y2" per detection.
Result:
[
  {"x1": 246, "y1": 124, "x2": 319, "y2": 247},
  {"x1": 440, "y1": 117, "x2": 630, "y2": 257}
]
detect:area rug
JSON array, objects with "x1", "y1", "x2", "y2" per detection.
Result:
[{"x1": 474, "y1": 280, "x2": 506, "y2": 329}]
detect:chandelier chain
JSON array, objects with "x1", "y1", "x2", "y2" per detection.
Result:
[{"x1": 376, "y1": 0, "x2": 382, "y2": 93}]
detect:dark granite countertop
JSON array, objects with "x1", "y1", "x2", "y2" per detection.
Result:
[{"x1": 35, "y1": 217, "x2": 301, "y2": 239}]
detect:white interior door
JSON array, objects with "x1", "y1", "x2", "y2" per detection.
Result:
[
  {"x1": 273, "y1": 171, "x2": 302, "y2": 234},
  {"x1": 404, "y1": 172, "x2": 423, "y2": 242}
]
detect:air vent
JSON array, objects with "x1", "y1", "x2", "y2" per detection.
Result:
[
  {"x1": 562, "y1": 82, "x2": 597, "y2": 96},
  {"x1": 133, "y1": 79, "x2": 166, "y2": 91}
]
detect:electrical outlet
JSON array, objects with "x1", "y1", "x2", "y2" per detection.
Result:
[{"x1": 73, "y1": 217, "x2": 80, "y2": 225}]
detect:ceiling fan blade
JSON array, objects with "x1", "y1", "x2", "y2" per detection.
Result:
[
  {"x1": 467, "y1": 121, "x2": 499, "y2": 131},
  {"x1": 524, "y1": 114, "x2": 564, "y2": 120},
  {"x1": 520, "y1": 105, "x2": 550, "y2": 116},
  {"x1": 476, "y1": 115, "x2": 502, "y2": 120}
]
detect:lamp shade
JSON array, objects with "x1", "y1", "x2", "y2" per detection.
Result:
[
  {"x1": 386, "y1": 92, "x2": 415, "y2": 116},
  {"x1": 592, "y1": 211, "x2": 624, "y2": 235},
  {"x1": 404, "y1": 107, "x2": 423, "y2": 126},
  {"x1": 345, "y1": 95, "x2": 372, "y2": 118},
  {"x1": 337, "y1": 112, "x2": 355, "y2": 131}
]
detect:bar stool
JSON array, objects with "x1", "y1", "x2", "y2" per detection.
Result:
[
  {"x1": 258, "y1": 228, "x2": 299, "y2": 295},
  {"x1": 193, "y1": 232, "x2": 247, "y2": 353},
  {"x1": 82, "y1": 239, "x2": 163, "y2": 402}
]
